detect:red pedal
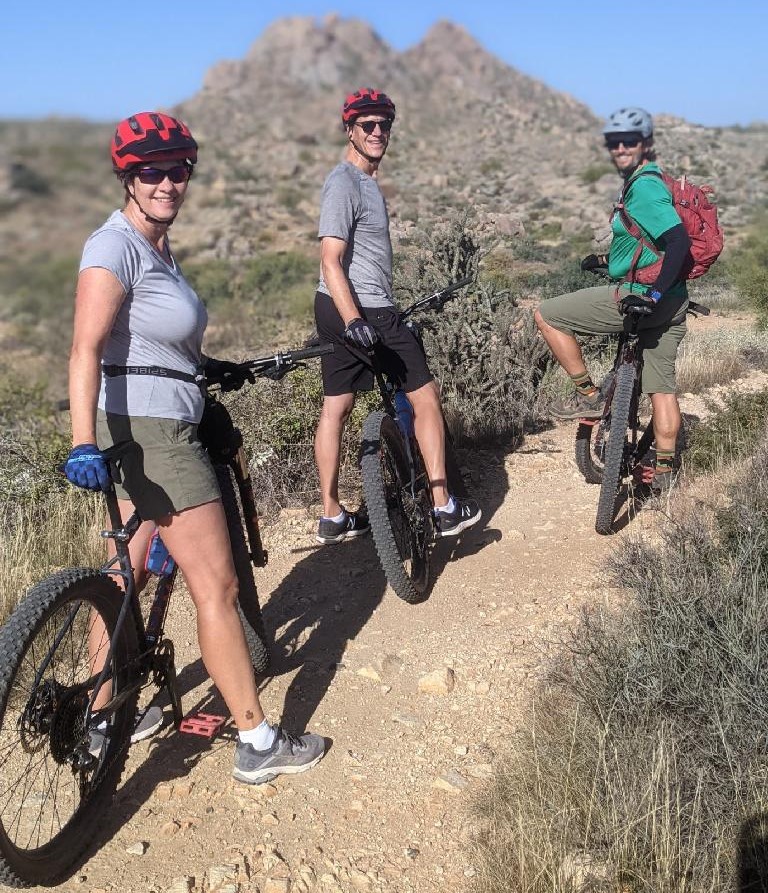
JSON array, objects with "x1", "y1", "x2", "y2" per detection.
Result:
[{"x1": 179, "y1": 712, "x2": 227, "y2": 738}]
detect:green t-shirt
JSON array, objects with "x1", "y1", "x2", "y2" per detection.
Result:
[{"x1": 608, "y1": 163, "x2": 684, "y2": 295}]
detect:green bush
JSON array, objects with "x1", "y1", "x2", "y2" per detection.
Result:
[
  {"x1": 726, "y1": 211, "x2": 768, "y2": 326},
  {"x1": 684, "y1": 387, "x2": 768, "y2": 473}
]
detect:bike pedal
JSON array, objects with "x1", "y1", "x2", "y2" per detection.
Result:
[{"x1": 179, "y1": 712, "x2": 227, "y2": 739}]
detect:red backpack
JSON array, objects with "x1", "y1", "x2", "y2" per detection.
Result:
[{"x1": 616, "y1": 170, "x2": 724, "y2": 285}]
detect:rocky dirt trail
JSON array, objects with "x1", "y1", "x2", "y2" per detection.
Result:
[
  {"x1": 44, "y1": 419, "x2": 629, "y2": 893},
  {"x1": 45, "y1": 358, "x2": 768, "y2": 893}
]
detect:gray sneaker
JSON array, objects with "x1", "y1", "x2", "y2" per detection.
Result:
[
  {"x1": 232, "y1": 726, "x2": 327, "y2": 785},
  {"x1": 550, "y1": 390, "x2": 605, "y2": 420},
  {"x1": 88, "y1": 704, "x2": 165, "y2": 757},
  {"x1": 316, "y1": 507, "x2": 370, "y2": 545}
]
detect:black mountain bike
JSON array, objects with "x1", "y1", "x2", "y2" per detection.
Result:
[
  {"x1": 574, "y1": 301, "x2": 709, "y2": 534},
  {"x1": 0, "y1": 343, "x2": 331, "y2": 887},
  {"x1": 359, "y1": 277, "x2": 472, "y2": 604}
]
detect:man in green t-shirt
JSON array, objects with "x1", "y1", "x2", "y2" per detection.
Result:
[{"x1": 535, "y1": 107, "x2": 691, "y2": 493}]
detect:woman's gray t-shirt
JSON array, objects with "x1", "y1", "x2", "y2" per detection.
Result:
[
  {"x1": 317, "y1": 162, "x2": 393, "y2": 309},
  {"x1": 79, "y1": 210, "x2": 208, "y2": 423}
]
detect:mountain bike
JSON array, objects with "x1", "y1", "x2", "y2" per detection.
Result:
[
  {"x1": 359, "y1": 277, "x2": 472, "y2": 604},
  {"x1": 574, "y1": 301, "x2": 709, "y2": 534},
  {"x1": 0, "y1": 343, "x2": 331, "y2": 887}
]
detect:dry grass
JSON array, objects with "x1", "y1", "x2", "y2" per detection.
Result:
[
  {"x1": 471, "y1": 438, "x2": 768, "y2": 892},
  {"x1": 0, "y1": 490, "x2": 105, "y2": 623},
  {"x1": 677, "y1": 326, "x2": 768, "y2": 394}
]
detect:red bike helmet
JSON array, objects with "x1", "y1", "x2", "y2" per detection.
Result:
[
  {"x1": 110, "y1": 112, "x2": 198, "y2": 172},
  {"x1": 341, "y1": 88, "x2": 396, "y2": 126}
]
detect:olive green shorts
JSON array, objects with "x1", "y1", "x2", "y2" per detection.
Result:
[
  {"x1": 96, "y1": 410, "x2": 220, "y2": 521},
  {"x1": 537, "y1": 285, "x2": 688, "y2": 395}
]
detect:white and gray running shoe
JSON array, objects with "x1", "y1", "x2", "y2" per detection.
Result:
[{"x1": 232, "y1": 726, "x2": 327, "y2": 785}]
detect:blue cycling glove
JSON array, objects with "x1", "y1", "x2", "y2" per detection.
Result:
[{"x1": 64, "y1": 443, "x2": 111, "y2": 491}]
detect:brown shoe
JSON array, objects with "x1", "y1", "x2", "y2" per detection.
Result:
[{"x1": 550, "y1": 390, "x2": 605, "y2": 420}]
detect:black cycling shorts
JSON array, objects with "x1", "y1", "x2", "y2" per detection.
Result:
[{"x1": 314, "y1": 291, "x2": 434, "y2": 397}]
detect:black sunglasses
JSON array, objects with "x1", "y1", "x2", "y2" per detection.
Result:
[
  {"x1": 135, "y1": 164, "x2": 192, "y2": 185},
  {"x1": 605, "y1": 136, "x2": 643, "y2": 150},
  {"x1": 355, "y1": 118, "x2": 393, "y2": 134}
]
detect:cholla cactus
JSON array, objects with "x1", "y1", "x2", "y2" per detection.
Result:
[{"x1": 395, "y1": 215, "x2": 549, "y2": 444}]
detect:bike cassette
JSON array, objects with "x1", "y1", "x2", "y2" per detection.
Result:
[{"x1": 179, "y1": 712, "x2": 226, "y2": 739}]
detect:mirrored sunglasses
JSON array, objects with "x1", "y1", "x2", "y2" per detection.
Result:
[
  {"x1": 135, "y1": 165, "x2": 191, "y2": 185},
  {"x1": 355, "y1": 118, "x2": 393, "y2": 134}
]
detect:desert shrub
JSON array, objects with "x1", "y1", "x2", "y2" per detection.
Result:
[
  {"x1": 222, "y1": 368, "x2": 377, "y2": 516},
  {"x1": 580, "y1": 163, "x2": 614, "y2": 185},
  {"x1": 0, "y1": 373, "x2": 70, "y2": 509},
  {"x1": 182, "y1": 258, "x2": 235, "y2": 307},
  {"x1": 684, "y1": 387, "x2": 768, "y2": 473},
  {"x1": 472, "y1": 436, "x2": 768, "y2": 891},
  {"x1": 727, "y1": 211, "x2": 768, "y2": 326},
  {"x1": 395, "y1": 214, "x2": 551, "y2": 445}
]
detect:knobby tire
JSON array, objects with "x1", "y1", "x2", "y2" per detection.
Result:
[
  {"x1": 0, "y1": 569, "x2": 139, "y2": 887},
  {"x1": 360, "y1": 412, "x2": 432, "y2": 604},
  {"x1": 595, "y1": 362, "x2": 636, "y2": 535},
  {"x1": 575, "y1": 422, "x2": 604, "y2": 484},
  {"x1": 214, "y1": 465, "x2": 270, "y2": 675}
]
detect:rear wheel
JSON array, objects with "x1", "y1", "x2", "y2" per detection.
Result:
[
  {"x1": 0, "y1": 569, "x2": 138, "y2": 886},
  {"x1": 360, "y1": 412, "x2": 432, "y2": 604},
  {"x1": 215, "y1": 465, "x2": 270, "y2": 675},
  {"x1": 595, "y1": 363, "x2": 637, "y2": 535}
]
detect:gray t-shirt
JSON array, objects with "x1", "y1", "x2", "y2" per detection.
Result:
[
  {"x1": 317, "y1": 162, "x2": 393, "y2": 309},
  {"x1": 79, "y1": 210, "x2": 208, "y2": 423}
]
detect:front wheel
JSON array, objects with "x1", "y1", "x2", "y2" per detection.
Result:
[
  {"x1": 595, "y1": 362, "x2": 637, "y2": 535},
  {"x1": 215, "y1": 465, "x2": 270, "y2": 675},
  {"x1": 360, "y1": 412, "x2": 432, "y2": 604},
  {"x1": 575, "y1": 420, "x2": 605, "y2": 484},
  {"x1": 0, "y1": 568, "x2": 139, "y2": 887}
]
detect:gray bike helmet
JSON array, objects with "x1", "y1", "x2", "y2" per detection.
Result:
[{"x1": 602, "y1": 107, "x2": 654, "y2": 139}]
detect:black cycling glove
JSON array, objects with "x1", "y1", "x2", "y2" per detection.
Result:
[
  {"x1": 618, "y1": 293, "x2": 658, "y2": 316},
  {"x1": 344, "y1": 318, "x2": 380, "y2": 350},
  {"x1": 580, "y1": 254, "x2": 608, "y2": 272},
  {"x1": 203, "y1": 356, "x2": 255, "y2": 390}
]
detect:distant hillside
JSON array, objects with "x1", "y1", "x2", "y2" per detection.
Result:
[{"x1": 1, "y1": 15, "x2": 767, "y2": 269}]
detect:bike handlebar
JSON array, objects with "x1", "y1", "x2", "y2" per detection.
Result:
[
  {"x1": 211, "y1": 342, "x2": 335, "y2": 390},
  {"x1": 398, "y1": 275, "x2": 474, "y2": 322}
]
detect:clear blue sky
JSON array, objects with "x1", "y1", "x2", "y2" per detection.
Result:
[{"x1": 2, "y1": 0, "x2": 765, "y2": 127}]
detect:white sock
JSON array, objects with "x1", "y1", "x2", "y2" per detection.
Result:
[
  {"x1": 323, "y1": 509, "x2": 346, "y2": 523},
  {"x1": 239, "y1": 718, "x2": 277, "y2": 750},
  {"x1": 435, "y1": 496, "x2": 456, "y2": 515}
]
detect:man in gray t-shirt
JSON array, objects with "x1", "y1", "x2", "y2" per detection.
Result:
[{"x1": 313, "y1": 88, "x2": 481, "y2": 544}]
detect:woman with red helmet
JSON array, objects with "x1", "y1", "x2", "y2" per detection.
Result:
[{"x1": 65, "y1": 111, "x2": 326, "y2": 783}]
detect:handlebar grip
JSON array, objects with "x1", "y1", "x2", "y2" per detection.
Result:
[
  {"x1": 55, "y1": 398, "x2": 71, "y2": 412},
  {"x1": 285, "y1": 343, "x2": 335, "y2": 362},
  {"x1": 688, "y1": 301, "x2": 711, "y2": 316}
]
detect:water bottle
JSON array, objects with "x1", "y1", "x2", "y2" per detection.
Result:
[
  {"x1": 145, "y1": 530, "x2": 176, "y2": 577},
  {"x1": 393, "y1": 389, "x2": 415, "y2": 438}
]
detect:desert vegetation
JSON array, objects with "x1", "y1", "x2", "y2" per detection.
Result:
[{"x1": 471, "y1": 418, "x2": 768, "y2": 892}]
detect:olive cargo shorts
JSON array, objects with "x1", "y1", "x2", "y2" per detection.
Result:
[
  {"x1": 96, "y1": 410, "x2": 220, "y2": 520},
  {"x1": 537, "y1": 285, "x2": 688, "y2": 395}
]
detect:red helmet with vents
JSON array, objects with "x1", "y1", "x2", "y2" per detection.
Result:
[
  {"x1": 110, "y1": 111, "x2": 198, "y2": 172},
  {"x1": 341, "y1": 88, "x2": 396, "y2": 125}
]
